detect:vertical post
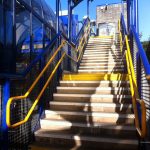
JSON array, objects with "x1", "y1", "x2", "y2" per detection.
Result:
[
  {"x1": 133, "y1": 0, "x2": 136, "y2": 29},
  {"x1": 56, "y1": 0, "x2": 60, "y2": 36},
  {"x1": 30, "y1": 0, "x2": 34, "y2": 63},
  {"x1": 13, "y1": 0, "x2": 16, "y2": 69},
  {"x1": 135, "y1": 0, "x2": 139, "y2": 33},
  {"x1": 87, "y1": 0, "x2": 89, "y2": 18},
  {"x1": 39, "y1": 0, "x2": 45, "y2": 114},
  {"x1": 68, "y1": 0, "x2": 72, "y2": 71},
  {"x1": 56, "y1": 0, "x2": 61, "y2": 80},
  {"x1": 131, "y1": 0, "x2": 133, "y2": 26},
  {"x1": 127, "y1": 0, "x2": 131, "y2": 32},
  {"x1": 2, "y1": 80, "x2": 10, "y2": 149},
  {"x1": 121, "y1": 0, "x2": 124, "y2": 16}
]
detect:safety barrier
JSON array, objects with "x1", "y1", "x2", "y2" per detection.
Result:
[
  {"x1": 119, "y1": 15, "x2": 147, "y2": 138},
  {"x1": 6, "y1": 18, "x2": 90, "y2": 128}
]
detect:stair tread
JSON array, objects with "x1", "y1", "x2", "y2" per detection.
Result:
[
  {"x1": 60, "y1": 81, "x2": 129, "y2": 84},
  {"x1": 50, "y1": 101, "x2": 131, "y2": 107},
  {"x1": 35, "y1": 129, "x2": 138, "y2": 145},
  {"x1": 54, "y1": 93, "x2": 132, "y2": 98},
  {"x1": 32, "y1": 35, "x2": 138, "y2": 150},
  {"x1": 40, "y1": 119, "x2": 135, "y2": 130},
  {"x1": 57, "y1": 86, "x2": 130, "y2": 90},
  {"x1": 45, "y1": 110, "x2": 134, "y2": 118}
]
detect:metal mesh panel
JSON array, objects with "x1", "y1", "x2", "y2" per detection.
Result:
[
  {"x1": 132, "y1": 36, "x2": 150, "y2": 139},
  {"x1": 8, "y1": 42, "x2": 61, "y2": 149},
  {"x1": 132, "y1": 38, "x2": 138, "y2": 79},
  {"x1": 141, "y1": 63, "x2": 150, "y2": 137}
]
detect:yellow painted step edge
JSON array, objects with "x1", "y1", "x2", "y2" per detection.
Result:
[{"x1": 63, "y1": 73, "x2": 129, "y2": 81}]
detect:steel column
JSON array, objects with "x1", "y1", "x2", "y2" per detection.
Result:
[
  {"x1": 127, "y1": 0, "x2": 131, "y2": 32},
  {"x1": 87, "y1": 0, "x2": 89, "y2": 18},
  {"x1": 1, "y1": 80, "x2": 10, "y2": 149},
  {"x1": 30, "y1": 0, "x2": 34, "y2": 62},
  {"x1": 68, "y1": 0, "x2": 72, "y2": 71},
  {"x1": 135, "y1": 0, "x2": 139, "y2": 33},
  {"x1": 131, "y1": 0, "x2": 134, "y2": 26},
  {"x1": 56, "y1": 0, "x2": 60, "y2": 36},
  {"x1": 13, "y1": 0, "x2": 16, "y2": 54},
  {"x1": 56, "y1": 0, "x2": 62, "y2": 79}
]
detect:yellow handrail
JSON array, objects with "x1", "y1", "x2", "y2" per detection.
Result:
[
  {"x1": 6, "y1": 23, "x2": 90, "y2": 128},
  {"x1": 6, "y1": 41, "x2": 66, "y2": 128},
  {"x1": 118, "y1": 19, "x2": 146, "y2": 138}
]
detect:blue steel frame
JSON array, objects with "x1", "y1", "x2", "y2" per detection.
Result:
[
  {"x1": 0, "y1": 0, "x2": 88, "y2": 147},
  {"x1": 126, "y1": 0, "x2": 139, "y2": 33},
  {"x1": 0, "y1": 0, "x2": 56, "y2": 147},
  {"x1": 68, "y1": 0, "x2": 72, "y2": 71}
]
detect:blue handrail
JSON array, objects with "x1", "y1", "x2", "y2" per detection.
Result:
[
  {"x1": 75, "y1": 18, "x2": 90, "y2": 44},
  {"x1": 121, "y1": 14, "x2": 150, "y2": 78},
  {"x1": 131, "y1": 25, "x2": 150, "y2": 76}
]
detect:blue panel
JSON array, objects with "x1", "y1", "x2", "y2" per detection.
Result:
[{"x1": 1, "y1": 80, "x2": 10, "y2": 148}]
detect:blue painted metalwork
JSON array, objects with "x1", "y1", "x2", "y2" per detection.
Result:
[
  {"x1": 17, "y1": 0, "x2": 56, "y2": 33},
  {"x1": 87, "y1": 0, "x2": 89, "y2": 17},
  {"x1": 131, "y1": 0, "x2": 133, "y2": 26},
  {"x1": 133, "y1": 0, "x2": 136, "y2": 28},
  {"x1": 56, "y1": 0, "x2": 61, "y2": 80},
  {"x1": 75, "y1": 18, "x2": 89, "y2": 44},
  {"x1": 68, "y1": 0, "x2": 72, "y2": 71},
  {"x1": 1, "y1": 80, "x2": 10, "y2": 149},
  {"x1": 121, "y1": 14, "x2": 150, "y2": 76},
  {"x1": 127, "y1": 0, "x2": 131, "y2": 32},
  {"x1": 131, "y1": 25, "x2": 150, "y2": 76},
  {"x1": 121, "y1": 14, "x2": 127, "y2": 35},
  {"x1": 72, "y1": 0, "x2": 84, "y2": 9},
  {"x1": 135, "y1": 0, "x2": 139, "y2": 33},
  {"x1": 30, "y1": 0, "x2": 34, "y2": 63}
]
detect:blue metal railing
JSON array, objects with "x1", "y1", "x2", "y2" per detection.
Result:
[
  {"x1": 121, "y1": 14, "x2": 150, "y2": 78},
  {"x1": 0, "y1": 17, "x2": 89, "y2": 80},
  {"x1": 130, "y1": 25, "x2": 150, "y2": 77}
]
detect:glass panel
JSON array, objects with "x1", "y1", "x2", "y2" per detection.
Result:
[
  {"x1": 32, "y1": 0, "x2": 42, "y2": 16},
  {"x1": 16, "y1": 2, "x2": 30, "y2": 73}
]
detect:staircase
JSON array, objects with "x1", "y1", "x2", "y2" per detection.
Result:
[{"x1": 30, "y1": 36, "x2": 138, "y2": 150}]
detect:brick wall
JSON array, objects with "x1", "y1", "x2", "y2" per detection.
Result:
[{"x1": 96, "y1": 3, "x2": 127, "y2": 35}]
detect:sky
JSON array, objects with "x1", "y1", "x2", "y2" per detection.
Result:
[{"x1": 46, "y1": 0, "x2": 150, "y2": 41}]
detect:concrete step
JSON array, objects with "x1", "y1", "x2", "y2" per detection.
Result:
[
  {"x1": 79, "y1": 65, "x2": 124, "y2": 70},
  {"x1": 44, "y1": 110, "x2": 134, "y2": 124},
  {"x1": 40, "y1": 120, "x2": 136, "y2": 139},
  {"x1": 84, "y1": 50, "x2": 121, "y2": 54},
  {"x1": 86, "y1": 45, "x2": 111, "y2": 49},
  {"x1": 85, "y1": 48, "x2": 112, "y2": 51},
  {"x1": 59, "y1": 81, "x2": 130, "y2": 87},
  {"x1": 81, "y1": 59, "x2": 125, "y2": 63},
  {"x1": 53, "y1": 93, "x2": 132, "y2": 104},
  {"x1": 80, "y1": 62, "x2": 124, "y2": 66},
  {"x1": 83, "y1": 53, "x2": 122, "y2": 57},
  {"x1": 89, "y1": 40, "x2": 112, "y2": 42},
  {"x1": 35, "y1": 130, "x2": 138, "y2": 150},
  {"x1": 78, "y1": 69, "x2": 124, "y2": 73},
  {"x1": 56, "y1": 87, "x2": 130, "y2": 95},
  {"x1": 50, "y1": 101, "x2": 132, "y2": 113},
  {"x1": 82, "y1": 56, "x2": 122, "y2": 60}
]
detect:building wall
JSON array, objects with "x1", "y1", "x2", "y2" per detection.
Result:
[{"x1": 96, "y1": 3, "x2": 127, "y2": 36}]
